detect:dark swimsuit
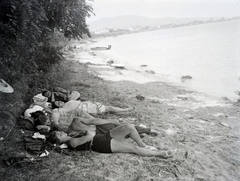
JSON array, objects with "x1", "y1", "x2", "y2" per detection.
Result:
[
  {"x1": 67, "y1": 127, "x2": 113, "y2": 153},
  {"x1": 67, "y1": 123, "x2": 151, "y2": 153}
]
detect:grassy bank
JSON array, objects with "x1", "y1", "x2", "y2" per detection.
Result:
[
  {"x1": 0, "y1": 46, "x2": 133, "y2": 180},
  {"x1": 0, "y1": 60, "x2": 71, "y2": 179}
]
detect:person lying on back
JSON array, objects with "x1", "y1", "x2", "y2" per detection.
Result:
[
  {"x1": 48, "y1": 106, "x2": 173, "y2": 158},
  {"x1": 53, "y1": 100, "x2": 134, "y2": 115},
  {"x1": 48, "y1": 119, "x2": 173, "y2": 158}
]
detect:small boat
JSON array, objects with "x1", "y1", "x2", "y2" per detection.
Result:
[
  {"x1": 111, "y1": 63, "x2": 125, "y2": 69},
  {"x1": 106, "y1": 59, "x2": 125, "y2": 69},
  {"x1": 90, "y1": 45, "x2": 111, "y2": 51}
]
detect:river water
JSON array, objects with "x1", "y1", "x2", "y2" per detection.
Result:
[{"x1": 92, "y1": 20, "x2": 240, "y2": 101}]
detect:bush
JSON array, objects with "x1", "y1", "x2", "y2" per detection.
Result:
[{"x1": 0, "y1": 0, "x2": 93, "y2": 86}]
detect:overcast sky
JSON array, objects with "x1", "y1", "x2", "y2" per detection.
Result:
[{"x1": 87, "y1": 0, "x2": 240, "y2": 22}]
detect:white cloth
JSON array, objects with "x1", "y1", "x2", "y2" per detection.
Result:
[
  {"x1": 32, "y1": 93, "x2": 48, "y2": 104},
  {"x1": 24, "y1": 105, "x2": 44, "y2": 117}
]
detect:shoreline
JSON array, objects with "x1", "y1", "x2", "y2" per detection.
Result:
[
  {"x1": 87, "y1": 21, "x2": 240, "y2": 102},
  {"x1": 62, "y1": 40, "x2": 240, "y2": 180},
  {"x1": 66, "y1": 39, "x2": 234, "y2": 106}
]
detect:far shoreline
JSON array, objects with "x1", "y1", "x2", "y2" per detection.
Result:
[
  {"x1": 65, "y1": 39, "x2": 236, "y2": 106},
  {"x1": 85, "y1": 20, "x2": 240, "y2": 103}
]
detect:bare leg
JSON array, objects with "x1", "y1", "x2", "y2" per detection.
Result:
[
  {"x1": 110, "y1": 123, "x2": 146, "y2": 148},
  {"x1": 105, "y1": 106, "x2": 134, "y2": 114},
  {"x1": 111, "y1": 139, "x2": 173, "y2": 158}
]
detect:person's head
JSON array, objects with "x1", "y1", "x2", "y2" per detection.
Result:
[
  {"x1": 48, "y1": 131, "x2": 68, "y2": 144},
  {"x1": 31, "y1": 111, "x2": 45, "y2": 119},
  {"x1": 42, "y1": 90, "x2": 51, "y2": 98},
  {"x1": 35, "y1": 115, "x2": 51, "y2": 126},
  {"x1": 31, "y1": 111, "x2": 51, "y2": 126}
]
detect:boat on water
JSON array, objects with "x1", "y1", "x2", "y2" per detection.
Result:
[
  {"x1": 110, "y1": 63, "x2": 125, "y2": 69},
  {"x1": 106, "y1": 59, "x2": 125, "y2": 69},
  {"x1": 90, "y1": 45, "x2": 111, "y2": 51}
]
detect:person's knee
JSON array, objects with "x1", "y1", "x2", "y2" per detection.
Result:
[{"x1": 125, "y1": 123, "x2": 135, "y2": 131}]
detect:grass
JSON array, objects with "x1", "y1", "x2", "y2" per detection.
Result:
[{"x1": 0, "y1": 58, "x2": 73, "y2": 180}]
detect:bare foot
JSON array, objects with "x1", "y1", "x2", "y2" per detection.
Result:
[
  {"x1": 144, "y1": 145, "x2": 158, "y2": 151},
  {"x1": 160, "y1": 150, "x2": 173, "y2": 158}
]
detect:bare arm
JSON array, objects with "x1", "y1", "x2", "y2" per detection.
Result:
[
  {"x1": 51, "y1": 92, "x2": 55, "y2": 103},
  {"x1": 68, "y1": 130, "x2": 94, "y2": 148}
]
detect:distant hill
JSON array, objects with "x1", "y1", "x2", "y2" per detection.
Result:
[{"x1": 87, "y1": 15, "x2": 212, "y2": 32}]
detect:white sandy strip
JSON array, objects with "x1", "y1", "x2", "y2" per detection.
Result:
[{"x1": 67, "y1": 43, "x2": 232, "y2": 107}]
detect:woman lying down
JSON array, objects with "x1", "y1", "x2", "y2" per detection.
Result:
[{"x1": 47, "y1": 115, "x2": 173, "y2": 158}]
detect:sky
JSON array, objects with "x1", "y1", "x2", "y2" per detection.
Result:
[{"x1": 87, "y1": 0, "x2": 240, "y2": 22}]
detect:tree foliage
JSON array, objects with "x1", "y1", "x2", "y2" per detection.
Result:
[
  {"x1": 0, "y1": 0, "x2": 93, "y2": 83},
  {"x1": 41, "y1": 0, "x2": 93, "y2": 39}
]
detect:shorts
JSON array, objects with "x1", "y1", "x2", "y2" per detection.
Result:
[
  {"x1": 91, "y1": 132, "x2": 112, "y2": 153},
  {"x1": 81, "y1": 102, "x2": 106, "y2": 114}
]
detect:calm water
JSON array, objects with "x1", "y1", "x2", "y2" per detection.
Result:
[{"x1": 93, "y1": 20, "x2": 240, "y2": 101}]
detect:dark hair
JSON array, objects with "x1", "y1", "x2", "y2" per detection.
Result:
[
  {"x1": 51, "y1": 102, "x2": 60, "y2": 109},
  {"x1": 30, "y1": 111, "x2": 49, "y2": 127},
  {"x1": 42, "y1": 90, "x2": 51, "y2": 97},
  {"x1": 47, "y1": 131, "x2": 61, "y2": 144},
  {"x1": 31, "y1": 111, "x2": 45, "y2": 119},
  {"x1": 35, "y1": 115, "x2": 48, "y2": 126}
]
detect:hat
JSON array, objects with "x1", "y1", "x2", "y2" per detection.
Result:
[{"x1": 0, "y1": 79, "x2": 14, "y2": 93}]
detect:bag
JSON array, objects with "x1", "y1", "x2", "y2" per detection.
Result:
[{"x1": 24, "y1": 137, "x2": 46, "y2": 153}]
